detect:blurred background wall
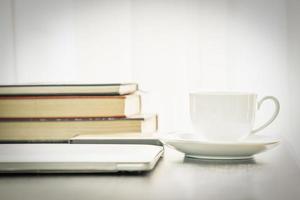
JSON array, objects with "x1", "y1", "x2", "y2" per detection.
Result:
[{"x1": 0, "y1": 0, "x2": 299, "y2": 161}]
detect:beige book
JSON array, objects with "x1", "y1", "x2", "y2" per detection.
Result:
[
  {"x1": 0, "y1": 94, "x2": 140, "y2": 118},
  {"x1": 0, "y1": 114, "x2": 157, "y2": 141}
]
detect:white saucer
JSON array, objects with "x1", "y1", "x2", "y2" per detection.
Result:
[{"x1": 160, "y1": 133, "x2": 280, "y2": 160}]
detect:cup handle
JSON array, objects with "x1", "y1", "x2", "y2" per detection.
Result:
[{"x1": 251, "y1": 96, "x2": 280, "y2": 134}]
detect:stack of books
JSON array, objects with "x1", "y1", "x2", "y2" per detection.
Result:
[{"x1": 0, "y1": 83, "x2": 157, "y2": 142}]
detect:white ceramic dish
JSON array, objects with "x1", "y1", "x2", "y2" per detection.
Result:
[{"x1": 161, "y1": 133, "x2": 280, "y2": 159}]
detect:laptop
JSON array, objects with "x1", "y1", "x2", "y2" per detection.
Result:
[{"x1": 0, "y1": 139, "x2": 164, "y2": 173}]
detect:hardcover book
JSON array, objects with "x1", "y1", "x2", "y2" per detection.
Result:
[
  {"x1": 0, "y1": 83, "x2": 138, "y2": 96},
  {"x1": 0, "y1": 114, "x2": 157, "y2": 141},
  {"x1": 0, "y1": 94, "x2": 141, "y2": 118}
]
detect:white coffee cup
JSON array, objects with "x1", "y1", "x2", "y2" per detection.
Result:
[{"x1": 190, "y1": 92, "x2": 280, "y2": 141}]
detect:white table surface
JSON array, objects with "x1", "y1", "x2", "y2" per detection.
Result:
[{"x1": 0, "y1": 143, "x2": 300, "y2": 200}]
